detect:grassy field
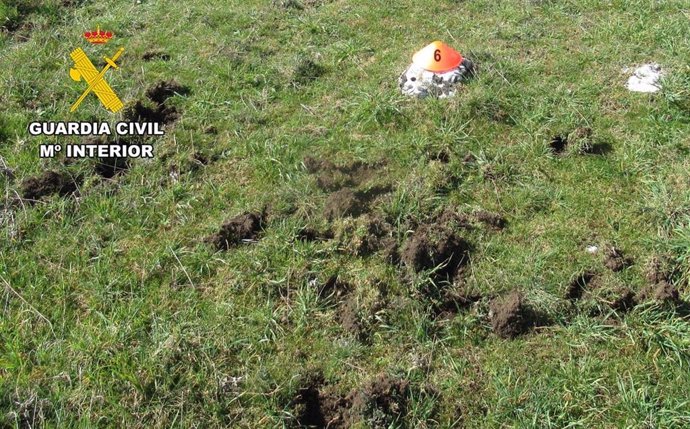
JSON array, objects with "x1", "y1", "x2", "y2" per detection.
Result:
[{"x1": 2, "y1": 0, "x2": 690, "y2": 427}]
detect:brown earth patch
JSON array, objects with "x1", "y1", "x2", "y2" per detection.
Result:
[
  {"x1": 637, "y1": 282, "x2": 680, "y2": 305},
  {"x1": 20, "y1": 170, "x2": 81, "y2": 202},
  {"x1": 346, "y1": 374, "x2": 410, "y2": 428},
  {"x1": 292, "y1": 373, "x2": 350, "y2": 429},
  {"x1": 316, "y1": 275, "x2": 351, "y2": 301},
  {"x1": 297, "y1": 226, "x2": 334, "y2": 242},
  {"x1": 303, "y1": 156, "x2": 384, "y2": 192},
  {"x1": 145, "y1": 80, "x2": 191, "y2": 104},
  {"x1": 95, "y1": 156, "x2": 129, "y2": 178},
  {"x1": 292, "y1": 59, "x2": 326, "y2": 86},
  {"x1": 604, "y1": 247, "x2": 633, "y2": 272},
  {"x1": 401, "y1": 223, "x2": 470, "y2": 279},
  {"x1": 431, "y1": 290, "x2": 482, "y2": 320},
  {"x1": 324, "y1": 186, "x2": 391, "y2": 220},
  {"x1": 142, "y1": 51, "x2": 171, "y2": 61},
  {"x1": 489, "y1": 290, "x2": 537, "y2": 338},
  {"x1": 337, "y1": 214, "x2": 394, "y2": 257},
  {"x1": 206, "y1": 212, "x2": 263, "y2": 251},
  {"x1": 565, "y1": 271, "x2": 596, "y2": 300},
  {"x1": 549, "y1": 135, "x2": 568, "y2": 154},
  {"x1": 124, "y1": 100, "x2": 180, "y2": 124},
  {"x1": 609, "y1": 288, "x2": 636, "y2": 313},
  {"x1": 474, "y1": 210, "x2": 506, "y2": 230}
]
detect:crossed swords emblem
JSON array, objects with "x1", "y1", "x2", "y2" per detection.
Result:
[{"x1": 69, "y1": 47, "x2": 124, "y2": 113}]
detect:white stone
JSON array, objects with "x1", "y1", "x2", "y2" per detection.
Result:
[
  {"x1": 399, "y1": 59, "x2": 473, "y2": 99},
  {"x1": 586, "y1": 245, "x2": 598, "y2": 254},
  {"x1": 626, "y1": 63, "x2": 663, "y2": 93}
]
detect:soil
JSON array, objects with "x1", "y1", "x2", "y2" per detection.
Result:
[
  {"x1": 549, "y1": 135, "x2": 568, "y2": 154},
  {"x1": 610, "y1": 288, "x2": 636, "y2": 312},
  {"x1": 474, "y1": 210, "x2": 506, "y2": 230},
  {"x1": 292, "y1": 59, "x2": 326, "y2": 85},
  {"x1": 145, "y1": 80, "x2": 190, "y2": 104},
  {"x1": 297, "y1": 226, "x2": 334, "y2": 242},
  {"x1": 653, "y1": 282, "x2": 680, "y2": 303},
  {"x1": 316, "y1": 275, "x2": 351, "y2": 301},
  {"x1": 638, "y1": 281, "x2": 680, "y2": 305},
  {"x1": 346, "y1": 374, "x2": 410, "y2": 428},
  {"x1": 95, "y1": 156, "x2": 130, "y2": 178},
  {"x1": 206, "y1": 212, "x2": 263, "y2": 251},
  {"x1": 489, "y1": 290, "x2": 535, "y2": 338},
  {"x1": 565, "y1": 271, "x2": 596, "y2": 300},
  {"x1": 20, "y1": 170, "x2": 81, "y2": 201},
  {"x1": 324, "y1": 189, "x2": 365, "y2": 220},
  {"x1": 604, "y1": 247, "x2": 633, "y2": 272},
  {"x1": 401, "y1": 223, "x2": 471, "y2": 278},
  {"x1": 645, "y1": 256, "x2": 670, "y2": 284},
  {"x1": 124, "y1": 100, "x2": 180, "y2": 124},
  {"x1": 431, "y1": 291, "x2": 482, "y2": 320},
  {"x1": 340, "y1": 215, "x2": 394, "y2": 256},
  {"x1": 142, "y1": 51, "x2": 171, "y2": 61},
  {"x1": 292, "y1": 374, "x2": 350, "y2": 429},
  {"x1": 338, "y1": 296, "x2": 368, "y2": 341},
  {"x1": 304, "y1": 157, "x2": 383, "y2": 192}
]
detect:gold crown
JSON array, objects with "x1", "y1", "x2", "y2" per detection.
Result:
[{"x1": 83, "y1": 26, "x2": 113, "y2": 44}]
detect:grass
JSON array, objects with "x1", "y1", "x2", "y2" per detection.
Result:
[{"x1": 1, "y1": 0, "x2": 690, "y2": 427}]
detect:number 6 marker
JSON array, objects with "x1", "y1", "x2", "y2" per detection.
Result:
[{"x1": 412, "y1": 41, "x2": 463, "y2": 73}]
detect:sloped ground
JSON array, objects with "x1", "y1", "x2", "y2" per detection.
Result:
[{"x1": 1, "y1": 0, "x2": 690, "y2": 427}]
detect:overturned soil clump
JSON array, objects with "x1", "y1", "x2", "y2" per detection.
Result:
[
  {"x1": 489, "y1": 290, "x2": 535, "y2": 338},
  {"x1": 401, "y1": 223, "x2": 470, "y2": 278},
  {"x1": 303, "y1": 156, "x2": 384, "y2": 192},
  {"x1": 95, "y1": 156, "x2": 129, "y2": 178},
  {"x1": 604, "y1": 247, "x2": 633, "y2": 272},
  {"x1": 296, "y1": 226, "x2": 334, "y2": 242},
  {"x1": 549, "y1": 135, "x2": 568, "y2": 154},
  {"x1": 20, "y1": 170, "x2": 81, "y2": 201},
  {"x1": 324, "y1": 189, "x2": 366, "y2": 220},
  {"x1": 347, "y1": 374, "x2": 410, "y2": 428},
  {"x1": 474, "y1": 210, "x2": 506, "y2": 230},
  {"x1": 145, "y1": 80, "x2": 191, "y2": 104},
  {"x1": 124, "y1": 100, "x2": 180, "y2": 124},
  {"x1": 565, "y1": 271, "x2": 596, "y2": 300},
  {"x1": 637, "y1": 281, "x2": 680, "y2": 305},
  {"x1": 292, "y1": 374, "x2": 350, "y2": 429},
  {"x1": 206, "y1": 212, "x2": 263, "y2": 251}
]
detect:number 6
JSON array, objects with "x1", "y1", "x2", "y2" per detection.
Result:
[{"x1": 434, "y1": 49, "x2": 441, "y2": 62}]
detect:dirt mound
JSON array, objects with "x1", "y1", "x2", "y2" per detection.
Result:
[
  {"x1": 142, "y1": 51, "x2": 171, "y2": 61},
  {"x1": 604, "y1": 247, "x2": 633, "y2": 272},
  {"x1": 324, "y1": 189, "x2": 364, "y2": 220},
  {"x1": 206, "y1": 212, "x2": 264, "y2": 251},
  {"x1": 292, "y1": 374, "x2": 350, "y2": 428},
  {"x1": 338, "y1": 296, "x2": 367, "y2": 341},
  {"x1": 303, "y1": 156, "x2": 384, "y2": 192},
  {"x1": 297, "y1": 226, "x2": 334, "y2": 242},
  {"x1": 401, "y1": 223, "x2": 470, "y2": 278},
  {"x1": 95, "y1": 156, "x2": 129, "y2": 178},
  {"x1": 474, "y1": 210, "x2": 506, "y2": 230},
  {"x1": 609, "y1": 288, "x2": 636, "y2": 312},
  {"x1": 20, "y1": 170, "x2": 80, "y2": 201},
  {"x1": 645, "y1": 256, "x2": 671, "y2": 284},
  {"x1": 124, "y1": 100, "x2": 180, "y2": 124},
  {"x1": 549, "y1": 135, "x2": 568, "y2": 154},
  {"x1": 431, "y1": 291, "x2": 482, "y2": 320},
  {"x1": 145, "y1": 80, "x2": 191, "y2": 104},
  {"x1": 565, "y1": 271, "x2": 596, "y2": 300},
  {"x1": 489, "y1": 290, "x2": 535, "y2": 338},
  {"x1": 316, "y1": 275, "x2": 351, "y2": 301},
  {"x1": 638, "y1": 282, "x2": 680, "y2": 305},
  {"x1": 346, "y1": 375, "x2": 410, "y2": 428},
  {"x1": 337, "y1": 215, "x2": 394, "y2": 256},
  {"x1": 292, "y1": 59, "x2": 326, "y2": 86}
]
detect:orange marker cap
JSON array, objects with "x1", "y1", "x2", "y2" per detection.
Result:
[{"x1": 412, "y1": 41, "x2": 463, "y2": 73}]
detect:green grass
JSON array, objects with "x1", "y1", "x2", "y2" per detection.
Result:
[{"x1": 2, "y1": 0, "x2": 690, "y2": 427}]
